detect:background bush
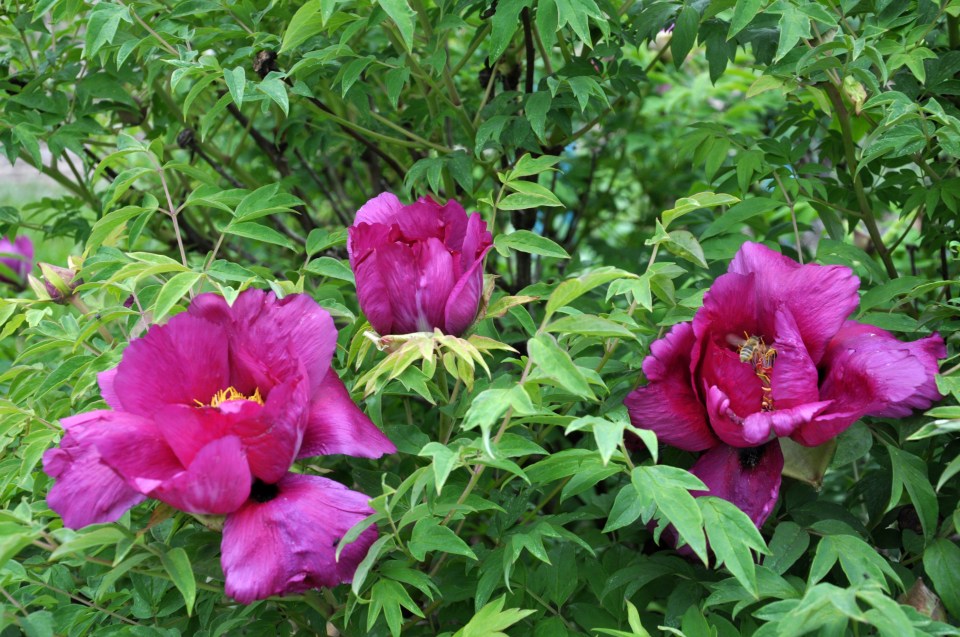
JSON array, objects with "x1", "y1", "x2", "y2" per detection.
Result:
[{"x1": 0, "y1": 0, "x2": 958, "y2": 635}]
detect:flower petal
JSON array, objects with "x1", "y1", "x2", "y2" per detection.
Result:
[
  {"x1": 793, "y1": 321, "x2": 942, "y2": 446},
  {"x1": 689, "y1": 441, "x2": 784, "y2": 528},
  {"x1": 770, "y1": 308, "x2": 821, "y2": 409},
  {"x1": 443, "y1": 244, "x2": 491, "y2": 336},
  {"x1": 728, "y1": 242, "x2": 860, "y2": 363},
  {"x1": 625, "y1": 322, "x2": 717, "y2": 452},
  {"x1": 221, "y1": 474, "x2": 378, "y2": 604},
  {"x1": 152, "y1": 436, "x2": 252, "y2": 515},
  {"x1": 377, "y1": 241, "x2": 427, "y2": 333},
  {"x1": 351, "y1": 192, "x2": 404, "y2": 237},
  {"x1": 299, "y1": 371, "x2": 396, "y2": 459},
  {"x1": 352, "y1": 246, "x2": 395, "y2": 335},
  {"x1": 43, "y1": 411, "x2": 145, "y2": 528},
  {"x1": 111, "y1": 314, "x2": 231, "y2": 417},
  {"x1": 416, "y1": 237, "x2": 457, "y2": 330},
  {"x1": 97, "y1": 367, "x2": 122, "y2": 411}
]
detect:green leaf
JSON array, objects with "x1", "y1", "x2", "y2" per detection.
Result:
[
  {"x1": 924, "y1": 539, "x2": 960, "y2": 618},
  {"x1": 225, "y1": 221, "x2": 297, "y2": 250},
  {"x1": 809, "y1": 535, "x2": 902, "y2": 592},
  {"x1": 662, "y1": 191, "x2": 740, "y2": 229},
  {"x1": 85, "y1": 2, "x2": 129, "y2": 58},
  {"x1": 603, "y1": 484, "x2": 646, "y2": 533},
  {"x1": 257, "y1": 76, "x2": 289, "y2": 116},
  {"x1": 282, "y1": 0, "x2": 325, "y2": 52},
  {"x1": 494, "y1": 230, "x2": 570, "y2": 259},
  {"x1": 632, "y1": 465, "x2": 707, "y2": 563},
  {"x1": 408, "y1": 518, "x2": 477, "y2": 561},
  {"x1": 527, "y1": 333, "x2": 594, "y2": 398},
  {"x1": 662, "y1": 230, "x2": 708, "y2": 268},
  {"x1": 153, "y1": 271, "x2": 202, "y2": 321},
  {"x1": 728, "y1": 0, "x2": 764, "y2": 39},
  {"x1": 224, "y1": 67, "x2": 246, "y2": 107},
  {"x1": 378, "y1": 0, "x2": 417, "y2": 52},
  {"x1": 546, "y1": 314, "x2": 635, "y2": 340},
  {"x1": 701, "y1": 497, "x2": 768, "y2": 597},
  {"x1": 305, "y1": 256, "x2": 355, "y2": 283},
  {"x1": 50, "y1": 527, "x2": 126, "y2": 560},
  {"x1": 499, "y1": 181, "x2": 564, "y2": 210},
  {"x1": 764, "y1": 521, "x2": 810, "y2": 575},
  {"x1": 161, "y1": 547, "x2": 197, "y2": 616},
  {"x1": 525, "y1": 92, "x2": 552, "y2": 141},
  {"x1": 671, "y1": 5, "x2": 700, "y2": 68},
  {"x1": 545, "y1": 267, "x2": 636, "y2": 318},
  {"x1": 453, "y1": 596, "x2": 536, "y2": 637},
  {"x1": 700, "y1": 197, "x2": 779, "y2": 240},
  {"x1": 419, "y1": 442, "x2": 460, "y2": 493},
  {"x1": 887, "y1": 446, "x2": 939, "y2": 538},
  {"x1": 86, "y1": 205, "x2": 156, "y2": 252},
  {"x1": 775, "y1": 3, "x2": 812, "y2": 62}
]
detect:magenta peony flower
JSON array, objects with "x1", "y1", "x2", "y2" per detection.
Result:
[
  {"x1": 626, "y1": 242, "x2": 945, "y2": 527},
  {"x1": 347, "y1": 193, "x2": 493, "y2": 336},
  {"x1": 43, "y1": 289, "x2": 395, "y2": 603},
  {"x1": 0, "y1": 235, "x2": 33, "y2": 286}
]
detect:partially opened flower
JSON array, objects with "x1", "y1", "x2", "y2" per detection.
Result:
[
  {"x1": 43, "y1": 289, "x2": 395, "y2": 602},
  {"x1": 626, "y1": 242, "x2": 945, "y2": 529},
  {"x1": 0, "y1": 235, "x2": 33, "y2": 287},
  {"x1": 348, "y1": 193, "x2": 493, "y2": 336}
]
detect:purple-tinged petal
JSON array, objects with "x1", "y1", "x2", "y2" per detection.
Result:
[
  {"x1": 693, "y1": 271, "x2": 760, "y2": 346},
  {"x1": 111, "y1": 314, "x2": 230, "y2": 417},
  {"x1": 43, "y1": 411, "x2": 145, "y2": 528},
  {"x1": 770, "y1": 308, "x2": 821, "y2": 409},
  {"x1": 416, "y1": 237, "x2": 457, "y2": 330},
  {"x1": 438, "y1": 199, "x2": 471, "y2": 250},
  {"x1": 378, "y1": 241, "x2": 427, "y2": 333},
  {"x1": 729, "y1": 242, "x2": 860, "y2": 363},
  {"x1": 221, "y1": 474, "x2": 378, "y2": 604},
  {"x1": 625, "y1": 323, "x2": 717, "y2": 452},
  {"x1": 352, "y1": 247, "x2": 395, "y2": 335},
  {"x1": 97, "y1": 367, "x2": 122, "y2": 411},
  {"x1": 689, "y1": 441, "x2": 784, "y2": 528},
  {"x1": 700, "y1": 338, "x2": 764, "y2": 420},
  {"x1": 705, "y1": 385, "x2": 752, "y2": 448},
  {"x1": 352, "y1": 192, "x2": 403, "y2": 235},
  {"x1": 443, "y1": 244, "x2": 491, "y2": 337},
  {"x1": 348, "y1": 222, "x2": 394, "y2": 264},
  {"x1": 742, "y1": 401, "x2": 832, "y2": 443},
  {"x1": 152, "y1": 436, "x2": 252, "y2": 515},
  {"x1": 299, "y1": 371, "x2": 396, "y2": 459},
  {"x1": 793, "y1": 322, "x2": 931, "y2": 447}
]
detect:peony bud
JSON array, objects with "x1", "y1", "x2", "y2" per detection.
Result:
[
  {"x1": 347, "y1": 193, "x2": 493, "y2": 336},
  {"x1": 39, "y1": 261, "x2": 81, "y2": 304}
]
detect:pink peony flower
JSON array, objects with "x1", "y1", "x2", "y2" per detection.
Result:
[
  {"x1": 626, "y1": 242, "x2": 945, "y2": 527},
  {"x1": 348, "y1": 193, "x2": 493, "y2": 336},
  {"x1": 0, "y1": 235, "x2": 33, "y2": 286},
  {"x1": 43, "y1": 289, "x2": 395, "y2": 603}
]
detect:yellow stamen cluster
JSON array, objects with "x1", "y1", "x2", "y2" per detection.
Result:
[
  {"x1": 736, "y1": 333, "x2": 776, "y2": 412},
  {"x1": 195, "y1": 386, "x2": 264, "y2": 408}
]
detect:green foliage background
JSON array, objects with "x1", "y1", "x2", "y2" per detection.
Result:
[{"x1": 1, "y1": 0, "x2": 959, "y2": 635}]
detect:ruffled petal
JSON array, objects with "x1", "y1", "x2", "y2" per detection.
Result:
[
  {"x1": 742, "y1": 402, "x2": 833, "y2": 443},
  {"x1": 728, "y1": 242, "x2": 860, "y2": 363},
  {"x1": 299, "y1": 371, "x2": 396, "y2": 459},
  {"x1": 625, "y1": 322, "x2": 717, "y2": 452},
  {"x1": 43, "y1": 411, "x2": 145, "y2": 528},
  {"x1": 111, "y1": 314, "x2": 231, "y2": 417},
  {"x1": 792, "y1": 321, "x2": 933, "y2": 447},
  {"x1": 221, "y1": 474, "x2": 378, "y2": 604},
  {"x1": 689, "y1": 441, "x2": 784, "y2": 528},
  {"x1": 152, "y1": 436, "x2": 252, "y2": 515},
  {"x1": 705, "y1": 385, "x2": 752, "y2": 448},
  {"x1": 352, "y1": 192, "x2": 404, "y2": 237}
]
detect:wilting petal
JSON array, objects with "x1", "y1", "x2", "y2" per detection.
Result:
[
  {"x1": 152, "y1": 436, "x2": 252, "y2": 515},
  {"x1": 111, "y1": 314, "x2": 230, "y2": 417},
  {"x1": 625, "y1": 323, "x2": 717, "y2": 451},
  {"x1": 416, "y1": 237, "x2": 457, "y2": 330},
  {"x1": 443, "y1": 245, "x2": 491, "y2": 337},
  {"x1": 378, "y1": 241, "x2": 426, "y2": 333},
  {"x1": 729, "y1": 242, "x2": 860, "y2": 363},
  {"x1": 300, "y1": 371, "x2": 396, "y2": 459},
  {"x1": 793, "y1": 322, "x2": 942, "y2": 446},
  {"x1": 689, "y1": 441, "x2": 784, "y2": 528},
  {"x1": 43, "y1": 412, "x2": 145, "y2": 528},
  {"x1": 221, "y1": 474, "x2": 378, "y2": 604}
]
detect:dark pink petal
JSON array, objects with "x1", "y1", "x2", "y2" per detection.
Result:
[
  {"x1": 625, "y1": 323, "x2": 717, "y2": 452},
  {"x1": 705, "y1": 385, "x2": 753, "y2": 448},
  {"x1": 348, "y1": 221, "x2": 394, "y2": 264},
  {"x1": 152, "y1": 436, "x2": 252, "y2": 515},
  {"x1": 457, "y1": 212, "x2": 492, "y2": 271},
  {"x1": 437, "y1": 198, "x2": 470, "y2": 250},
  {"x1": 770, "y1": 309, "x2": 821, "y2": 409},
  {"x1": 742, "y1": 402, "x2": 832, "y2": 443},
  {"x1": 299, "y1": 371, "x2": 396, "y2": 459},
  {"x1": 221, "y1": 474, "x2": 378, "y2": 604},
  {"x1": 377, "y1": 241, "x2": 427, "y2": 333},
  {"x1": 793, "y1": 321, "x2": 943, "y2": 446},
  {"x1": 352, "y1": 192, "x2": 403, "y2": 236},
  {"x1": 690, "y1": 441, "x2": 784, "y2": 528},
  {"x1": 443, "y1": 247, "x2": 489, "y2": 337},
  {"x1": 728, "y1": 242, "x2": 860, "y2": 363},
  {"x1": 111, "y1": 314, "x2": 230, "y2": 417},
  {"x1": 352, "y1": 247, "x2": 394, "y2": 334},
  {"x1": 692, "y1": 271, "x2": 759, "y2": 346},
  {"x1": 93, "y1": 412, "x2": 252, "y2": 514},
  {"x1": 700, "y1": 338, "x2": 763, "y2": 420},
  {"x1": 97, "y1": 367, "x2": 122, "y2": 411},
  {"x1": 416, "y1": 237, "x2": 457, "y2": 330},
  {"x1": 43, "y1": 411, "x2": 145, "y2": 528}
]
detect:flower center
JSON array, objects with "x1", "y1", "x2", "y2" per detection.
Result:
[
  {"x1": 250, "y1": 479, "x2": 279, "y2": 503},
  {"x1": 735, "y1": 333, "x2": 776, "y2": 412},
  {"x1": 195, "y1": 386, "x2": 264, "y2": 408}
]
